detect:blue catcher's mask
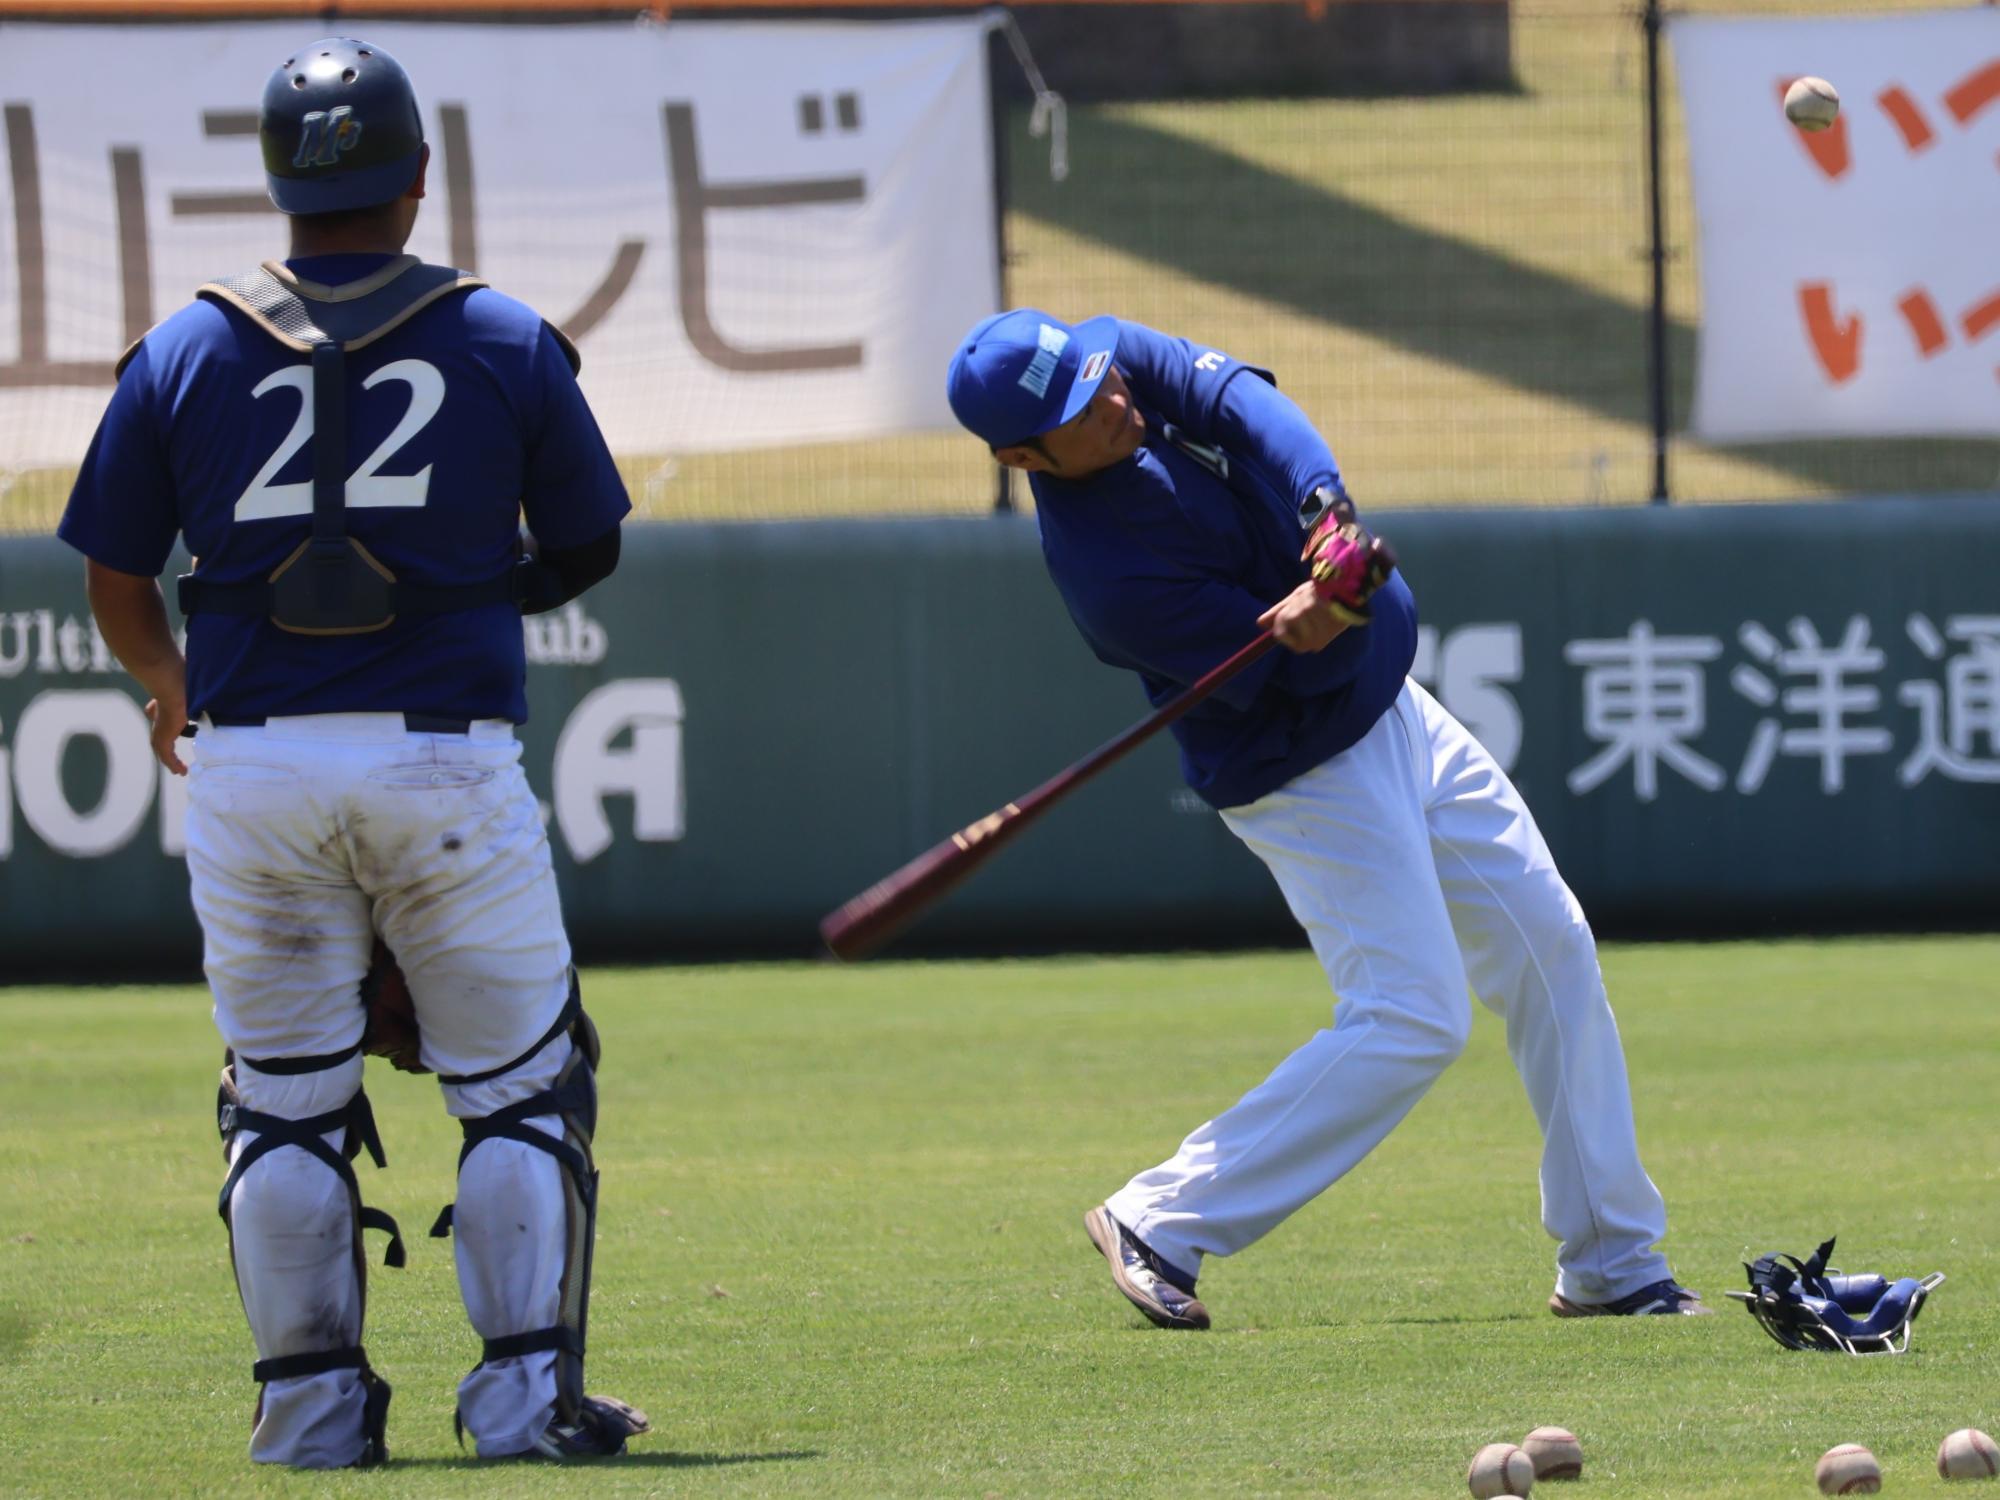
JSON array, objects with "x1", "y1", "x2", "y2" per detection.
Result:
[{"x1": 1727, "y1": 1235, "x2": 1945, "y2": 1355}]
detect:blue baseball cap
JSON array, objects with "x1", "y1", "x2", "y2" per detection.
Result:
[{"x1": 946, "y1": 309, "x2": 1121, "y2": 448}]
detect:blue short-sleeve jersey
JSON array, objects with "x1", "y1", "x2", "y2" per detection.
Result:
[
  {"x1": 1030, "y1": 320, "x2": 1417, "y2": 809},
  {"x1": 58, "y1": 252, "x2": 631, "y2": 724}
]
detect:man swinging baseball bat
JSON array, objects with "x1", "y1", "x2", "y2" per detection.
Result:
[{"x1": 913, "y1": 309, "x2": 1706, "y2": 1332}]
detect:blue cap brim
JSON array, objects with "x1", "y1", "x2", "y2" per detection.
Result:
[
  {"x1": 1045, "y1": 315, "x2": 1122, "y2": 433},
  {"x1": 267, "y1": 150, "x2": 422, "y2": 215}
]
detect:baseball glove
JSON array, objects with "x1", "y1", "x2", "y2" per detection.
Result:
[
  {"x1": 1302, "y1": 491, "x2": 1398, "y2": 627},
  {"x1": 359, "y1": 941, "x2": 429, "y2": 1074}
]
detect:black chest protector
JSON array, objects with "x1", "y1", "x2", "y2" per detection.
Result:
[{"x1": 151, "y1": 256, "x2": 577, "y2": 636}]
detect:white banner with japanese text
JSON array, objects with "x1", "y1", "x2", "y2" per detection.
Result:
[
  {"x1": 1670, "y1": 11, "x2": 2000, "y2": 440},
  {"x1": 0, "y1": 18, "x2": 999, "y2": 468}
]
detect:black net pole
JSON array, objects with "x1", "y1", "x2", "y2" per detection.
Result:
[
  {"x1": 989, "y1": 28, "x2": 1014, "y2": 515},
  {"x1": 1644, "y1": 0, "x2": 1671, "y2": 504}
]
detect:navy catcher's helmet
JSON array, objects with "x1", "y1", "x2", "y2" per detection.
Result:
[
  {"x1": 260, "y1": 38, "x2": 425, "y2": 215},
  {"x1": 1727, "y1": 1236, "x2": 1944, "y2": 1355}
]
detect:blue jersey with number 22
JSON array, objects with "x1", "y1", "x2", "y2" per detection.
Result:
[{"x1": 58, "y1": 252, "x2": 631, "y2": 724}]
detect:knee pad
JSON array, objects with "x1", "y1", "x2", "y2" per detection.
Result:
[
  {"x1": 431, "y1": 971, "x2": 600, "y2": 1431},
  {"x1": 218, "y1": 1043, "x2": 404, "y2": 1463}
]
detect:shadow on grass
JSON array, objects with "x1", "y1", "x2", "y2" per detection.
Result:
[
  {"x1": 1374, "y1": 1312, "x2": 1540, "y2": 1327},
  {"x1": 0, "y1": 1306, "x2": 36, "y2": 1366},
  {"x1": 1010, "y1": 109, "x2": 2000, "y2": 498},
  {"x1": 393, "y1": 1448, "x2": 821, "y2": 1470}
]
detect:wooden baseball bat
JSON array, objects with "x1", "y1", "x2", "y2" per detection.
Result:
[{"x1": 818, "y1": 629, "x2": 1278, "y2": 961}]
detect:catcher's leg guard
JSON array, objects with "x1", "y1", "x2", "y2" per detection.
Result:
[
  {"x1": 218, "y1": 1049, "x2": 405, "y2": 1468},
  {"x1": 432, "y1": 978, "x2": 626, "y2": 1456}
]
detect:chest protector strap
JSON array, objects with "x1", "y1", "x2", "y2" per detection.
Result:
[{"x1": 173, "y1": 257, "x2": 541, "y2": 637}]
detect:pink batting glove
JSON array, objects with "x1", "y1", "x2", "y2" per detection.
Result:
[{"x1": 1303, "y1": 518, "x2": 1398, "y2": 627}]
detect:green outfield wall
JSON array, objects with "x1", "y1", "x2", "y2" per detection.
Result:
[{"x1": 2, "y1": 496, "x2": 1996, "y2": 974}]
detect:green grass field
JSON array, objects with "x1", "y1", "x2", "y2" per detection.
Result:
[{"x1": 1, "y1": 936, "x2": 1994, "y2": 1497}]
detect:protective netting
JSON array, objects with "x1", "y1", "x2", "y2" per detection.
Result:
[{"x1": 2, "y1": 0, "x2": 1993, "y2": 533}]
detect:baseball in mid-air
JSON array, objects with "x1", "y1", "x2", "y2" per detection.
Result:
[
  {"x1": 1468, "y1": 1441, "x2": 1536, "y2": 1497},
  {"x1": 1521, "y1": 1425, "x2": 1583, "y2": 1481},
  {"x1": 1785, "y1": 76, "x2": 1842, "y2": 132},
  {"x1": 1938, "y1": 1427, "x2": 2000, "y2": 1479},
  {"x1": 1817, "y1": 1442, "x2": 1883, "y2": 1494}
]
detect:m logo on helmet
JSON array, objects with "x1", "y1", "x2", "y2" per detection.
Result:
[{"x1": 294, "y1": 106, "x2": 365, "y2": 168}]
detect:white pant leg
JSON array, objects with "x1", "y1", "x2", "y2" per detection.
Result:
[
  {"x1": 1409, "y1": 680, "x2": 1670, "y2": 1302},
  {"x1": 1106, "y1": 698, "x2": 1472, "y2": 1279},
  {"x1": 441, "y1": 1038, "x2": 572, "y2": 1458},
  {"x1": 330, "y1": 724, "x2": 579, "y2": 1452},
  {"x1": 226, "y1": 1056, "x2": 371, "y2": 1469},
  {"x1": 187, "y1": 726, "x2": 375, "y2": 1060},
  {"x1": 188, "y1": 729, "x2": 381, "y2": 1467},
  {"x1": 344, "y1": 728, "x2": 572, "y2": 1077}
]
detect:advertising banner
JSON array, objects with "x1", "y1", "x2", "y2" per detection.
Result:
[
  {"x1": 1671, "y1": 11, "x2": 2000, "y2": 439},
  {"x1": 4, "y1": 501, "x2": 1998, "y2": 973},
  {"x1": 0, "y1": 17, "x2": 999, "y2": 468}
]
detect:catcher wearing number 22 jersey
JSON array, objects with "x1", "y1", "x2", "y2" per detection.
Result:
[
  {"x1": 948, "y1": 311, "x2": 1709, "y2": 1331},
  {"x1": 58, "y1": 39, "x2": 646, "y2": 1467}
]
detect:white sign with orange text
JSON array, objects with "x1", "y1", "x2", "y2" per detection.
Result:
[{"x1": 1671, "y1": 11, "x2": 2000, "y2": 439}]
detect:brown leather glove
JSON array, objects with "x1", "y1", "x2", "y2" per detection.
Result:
[{"x1": 359, "y1": 941, "x2": 429, "y2": 1074}]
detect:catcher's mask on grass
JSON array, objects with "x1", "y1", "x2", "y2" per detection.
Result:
[{"x1": 1727, "y1": 1235, "x2": 1944, "y2": 1355}]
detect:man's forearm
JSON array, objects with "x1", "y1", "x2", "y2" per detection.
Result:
[
  {"x1": 520, "y1": 524, "x2": 621, "y2": 615},
  {"x1": 85, "y1": 560, "x2": 185, "y2": 702}
]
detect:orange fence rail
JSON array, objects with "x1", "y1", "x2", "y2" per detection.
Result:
[{"x1": 0, "y1": 0, "x2": 1378, "y2": 13}]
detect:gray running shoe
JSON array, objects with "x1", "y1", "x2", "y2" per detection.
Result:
[
  {"x1": 1550, "y1": 1278, "x2": 1711, "y2": 1317},
  {"x1": 1084, "y1": 1204, "x2": 1210, "y2": 1330}
]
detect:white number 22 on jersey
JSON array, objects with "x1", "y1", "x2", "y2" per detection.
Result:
[{"x1": 234, "y1": 358, "x2": 445, "y2": 521}]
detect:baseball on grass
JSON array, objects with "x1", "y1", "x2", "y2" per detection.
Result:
[
  {"x1": 1785, "y1": 76, "x2": 1841, "y2": 132},
  {"x1": 1939, "y1": 1427, "x2": 2000, "y2": 1479},
  {"x1": 1817, "y1": 1443, "x2": 1883, "y2": 1495},
  {"x1": 1521, "y1": 1426, "x2": 1583, "y2": 1481},
  {"x1": 1468, "y1": 1442, "x2": 1536, "y2": 1497}
]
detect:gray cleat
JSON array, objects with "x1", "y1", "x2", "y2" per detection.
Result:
[
  {"x1": 1550, "y1": 1278, "x2": 1711, "y2": 1317},
  {"x1": 1084, "y1": 1204, "x2": 1210, "y2": 1330}
]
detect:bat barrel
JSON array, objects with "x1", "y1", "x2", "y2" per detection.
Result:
[
  {"x1": 818, "y1": 804, "x2": 1032, "y2": 960},
  {"x1": 818, "y1": 631, "x2": 1278, "y2": 961}
]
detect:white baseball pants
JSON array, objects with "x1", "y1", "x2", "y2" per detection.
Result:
[
  {"x1": 1105, "y1": 680, "x2": 1671, "y2": 1305},
  {"x1": 187, "y1": 713, "x2": 575, "y2": 1465}
]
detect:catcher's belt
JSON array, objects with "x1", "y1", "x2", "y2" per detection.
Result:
[{"x1": 1727, "y1": 1235, "x2": 1944, "y2": 1355}]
